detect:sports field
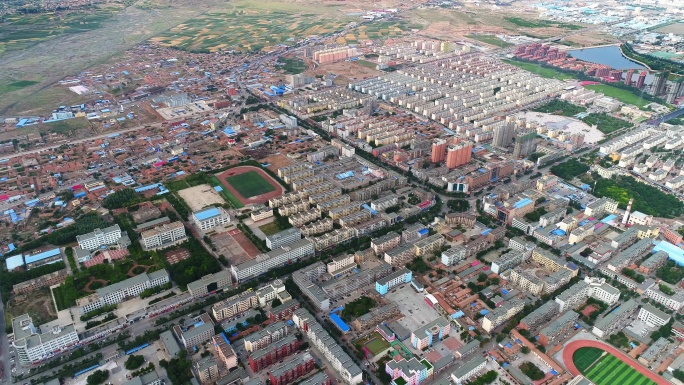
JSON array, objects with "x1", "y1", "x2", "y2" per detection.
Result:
[
  {"x1": 225, "y1": 171, "x2": 277, "y2": 198},
  {"x1": 574, "y1": 348, "x2": 656, "y2": 385},
  {"x1": 365, "y1": 337, "x2": 390, "y2": 356}
]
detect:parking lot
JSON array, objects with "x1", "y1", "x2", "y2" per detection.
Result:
[{"x1": 385, "y1": 284, "x2": 441, "y2": 334}]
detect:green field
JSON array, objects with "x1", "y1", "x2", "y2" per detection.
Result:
[
  {"x1": 0, "y1": 5, "x2": 124, "y2": 54},
  {"x1": 574, "y1": 348, "x2": 656, "y2": 385},
  {"x1": 258, "y1": 222, "x2": 282, "y2": 236},
  {"x1": 365, "y1": 337, "x2": 390, "y2": 356},
  {"x1": 278, "y1": 56, "x2": 307, "y2": 74},
  {"x1": 584, "y1": 84, "x2": 650, "y2": 108},
  {"x1": 573, "y1": 347, "x2": 604, "y2": 372},
  {"x1": 504, "y1": 17, "x2": 582, "y2": 30},
  {"x1": 466, "y1": 34, "x2": 512, "y2": 48},
  {"x1": 0, "y1": 80, "x2": 38, "y2": 94},
  {"x1": 225, "y1": 171, "x2": 276, "y2": 199},
  {"x1": 503, "y1": 59, "x2": 574, "y2": 80},
  {"x1": 208, "y1": 175, "x2": 244, "y2": 208}
]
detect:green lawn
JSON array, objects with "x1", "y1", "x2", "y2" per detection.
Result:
[
  {"x1": 503, "y1": 59, "x2": 574, "y2": 80},
  {"x1": 579, "y1": 352, "x2": 656, "y2": 385},
  {"x1": 573, "y1": 347, "x2": 604, "y2": 373},
  {"x1": 0, "y1": 80, "x2": 39, "y2": 94},
  {"x1": 208, "y1": 175, "x2": 244, "y2": 208},
  {"x1": 278, "y1": 56, "x2": 307, "y2": 74},
  {"x1": 584, "y1": 84, "x2": 650, "y2": 108},
  {"x1": 225, "y1": 170, "x2": 276, "y2": 199},
  {"x1": 365, "y1": 337, "x2": 390, "y2": 356},
  {"x1": 258, "y1": 222, "x2": 282, "y2": 236},
  {"x1": 356, "y1": 60, "x2": 378, "y2": 69}
]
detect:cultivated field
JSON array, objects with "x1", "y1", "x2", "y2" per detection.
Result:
[
  {"x1": 334, "y1": 21, "x2": 422, "y2": 45},
  {"x1": 151, "y1": 0, "x2": 353, "y2": 53},
  {"x1": 225, "y1": 170, "x2": 276, "y2": 199}
]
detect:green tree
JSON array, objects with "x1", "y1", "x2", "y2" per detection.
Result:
[{"x1": 86, "y1": 370, "x2": 109, "y2": 385}]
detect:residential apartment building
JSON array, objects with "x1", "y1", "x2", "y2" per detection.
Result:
[
  {"x1": 269, "y1": 353, "x2": 315, "y2": 385},
  {"x1": 638, "y1": 304, "x2": 671, "y2": 327},
  {"x1": 269, "y1": 300, "x2": 301, "y2": 322},
  {"x1": 266, "y1": 228, "x2": 302, "y2": 250},
  {"x1": 645, "y1": 285, "x2": 684, "y2": 311},
  {"x1": 212, "y1": 291, "x2": 259, "y2": 321},
  {"x1": 413, "y1": 234, "x2": 444, "y2": 257},
  {"x1": 76, "y1": 224, "x2": 123, "y2": 251},
  {"x1": 555, "y1": 277, "x2": 620, "y2": 312},
  {"x1": 244, "y1": 321, "x2": 288, "y2": 352},
  {"x1": 231, "y1": 239, "x2": 314, "y2": 283},
  {"x1": 187, "y1": 271, "x2": 232, "y2": 298},
  {"x1": 482, "y1": 299, "x2": 525, "y2": 333},
  {"x1": 292, "y1": 309, "x2": 363, "y2": 384},
  {"x1": 371, "y1": 232, "x2": 401, "y2": 255},
  {"x1": 140, "y1": 221, "x2": 187, "y2": 251},
  {"x1": 327, "y1": 254, "x2": 355, "y2": 276},
  {"x1": 518, "y1": 302, "x2": 559, "y2": 333},
  {"x1": 592, "y1": 299, "x2": 638, "y2": 338},
  {"x1": 76, "y1": 270, "x2": 170, "y2": 314},
  {"x1": 376, "y1": 268, "x2": 412, "y2": 295},
  {"x1": 411, "y1": 318, "x2": 451, "y2": 350},
  {"x1": 384, "y1": 245, "x2": 415, "y2": 267},
  {"x1": 195, "y1": 357, "x2": 219, "y2": 383},
  {"x1": 509, "y1": 269, "x2": 544, "y2": 296},
  {"x1": 12, "y1": 314, "x2": 79, "y2": 364},
  {"x1": 491, "y1": 250, "x2": 526, "y2": 274},
  {"x1": 175, "y1": 313, "x2": 215, "y2": 348},
  {"x1": 256, "y1": 279, "x2": 288, "y2": 306},
  {"x1": 251, "y1": 207, "x2": 274, "y2": 222},
  {"x1": 441, "y1": 246, "x2": 467, "y2": 267},
  {"x1": 538, "y1": 311, "x2": 579, "y2": 347},
  {"x1": 213, "y1": 334, "x2": 238, "y2": 371},
  {"x1": 192, "y1": 207, "x2": 231, "y2": 232},
  {"x1": 249, "y1": 334, "x2": 299, "y2": 372}
]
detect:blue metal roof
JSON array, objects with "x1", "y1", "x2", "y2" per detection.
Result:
[
  {"x1": 513, "y1": 198, "x2": 533, "y2": 209},
  {"x1": 653, "y1": 240, "x2": 684, "y2": 266},
  {"x1": 194, "y1": 207, "x2": 221, "y2": 221},
  {"x1": 24, "y1": 248, "x2": 61, "y2": 264},
  {"x1": 329, "y1": 313, "x2": 350, "y2": 332},
  {"x1": 5, "y1": 254, "x2": 23, "y2": 270}
]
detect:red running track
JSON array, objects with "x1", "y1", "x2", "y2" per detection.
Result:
[{"x1": 562, "y1": 340, "x2": 669, "y2": 385}]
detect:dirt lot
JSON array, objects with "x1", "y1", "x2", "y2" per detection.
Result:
[
  {"x1": 211, "y1": 229, "x2": 261, "y2": 266},
  {"x1": 177, "y1": 184, "x2": 225, "y2": 211},
  {"x1": 260, "y1": 154, "x2": 293, "y2": 175},
  {"x1": 6, "y1": 288, "x2": 57, "y2": 326},
  {"x1": 309, "y1": 60, "x2": 383, "y2": 85}
]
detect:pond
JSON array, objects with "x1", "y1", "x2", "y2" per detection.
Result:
[{"x1": 568, "y1": 45, "x2": 647, "y2": 70}]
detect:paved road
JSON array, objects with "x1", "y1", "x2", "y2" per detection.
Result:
[{"x1": 649, "y1": 106, "x2": 684, "y2": 126}]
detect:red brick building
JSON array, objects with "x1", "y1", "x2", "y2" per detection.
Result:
[
  {"x1": 248, "y1": 334, "x2": 299, "y2": 372},
  {"x1": 268, "y1": 300, "x2": 301, "y2": 322},
  {"x1": 268, "y1": 353, "x2": 315, "y2": 385}
]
